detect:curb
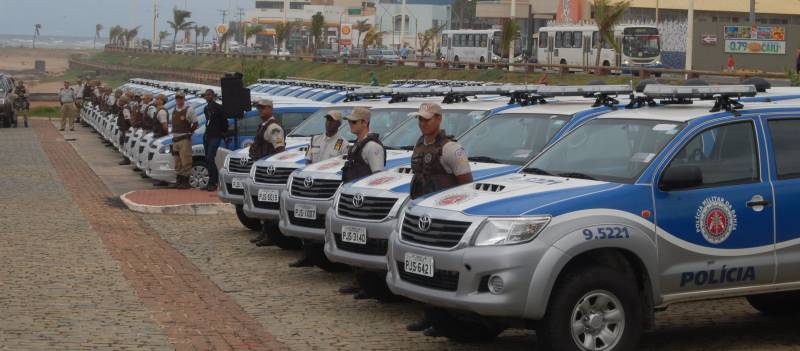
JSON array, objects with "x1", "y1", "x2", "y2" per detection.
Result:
[{"x1": 120, "y1": 191, "x2": 235, "y2": 215}]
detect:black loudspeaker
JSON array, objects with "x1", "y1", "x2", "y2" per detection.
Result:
[
  {"x1": 240, "y1": 87, "x2": 251, "y2": 114},
  {"x1": 221, "y1": 73, "x2": 246, "y2": 118}
]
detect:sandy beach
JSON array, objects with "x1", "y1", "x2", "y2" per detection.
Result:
[{"x1": 0, "y1": 47, "x2": 95, "y2": 93}]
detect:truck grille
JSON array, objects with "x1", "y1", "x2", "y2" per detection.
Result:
[
  {"x1": 337, "y1": 193, "x2": 397, "y2": 220},
  {"x1": 228, "y1": 158, "x2": 253, "y2": 174},
  {"x1": 251, "y1": 196, "x2": 279, "y2": 210},
  {"x1": 333, "y1": 232, "x2": 388, "y2": 255},
  {"x1": 254, "y1": 166, "x2": 295, "y2": 184},
  {"x1": 401, "y1": 214, "x2": 471, "y2": 248},
  {"x1": 287, "y1": 211, "x2": 326, "y2": 229},
  {"x1": 290, "y1": 177, "x2": 341, "y2": 199},
  {"x1": 147, "y1": 152, "x2": 154, "y2": 160},
  {"x1": 396, "y1": 261, "x2": 459, "y2": 291}
]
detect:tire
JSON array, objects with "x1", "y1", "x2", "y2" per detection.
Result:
[
  {"x1": 538, "y1": 266, "x2": 643, "y2": 351},
  {"x1": 264, "y1": 221, "x2": 303, "y2": 250},
  {"x1": 190, "y1": 159, "x2": 209, "y2": 189},
  {"x1": 235, "y1": 204, "x2": 262, "y2": 231},
  {"x1": 427, "y1": 307, "x2": 505, "y2": 342},
  {"x1": 356, "y1": 270, "x2": 403, "y2": 302},
  {"x1": 747, "y1": 292, "x2": 800, "y2": 315},
  {"x1": 315, "y1": 252, "x2": 352, "y2": 273}
]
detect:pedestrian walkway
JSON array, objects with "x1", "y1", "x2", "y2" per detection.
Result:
[{"x1": 121, "y1": 188, "x2": 233, "y2": 215}]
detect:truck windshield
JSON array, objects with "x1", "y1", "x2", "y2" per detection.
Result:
[
  {"x1": 459, "y1": 113, "x2": 571, "y2": 165},
  {"x1": 622, "y1": 27, "x2": 660, "y2": 58},
  {"x1": 339, "y1": 108, "x2": 416, "y2": 141},
  {"x1": 522, "y1": 118, "x2": 683, "y2": 183},
  {"x1": 382, "y1": 109, "x2": 487, "y2": 149},
  {"x1": 288, "y1": 107, "x2": 358, "y2": 137}
]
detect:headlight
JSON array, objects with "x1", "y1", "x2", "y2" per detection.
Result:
[
  {"x1": 472, "y1": 217, "x2": 551, "y2": 246},
  {"x1": 249, "y1": 163, "x2": 257, "y2": 179},
  {"x1": 158, "y1": 144, "x2": 171, "y2": 154},
  {"x1": 655, "y1": 60, "x2": 662, "y2": 65}
]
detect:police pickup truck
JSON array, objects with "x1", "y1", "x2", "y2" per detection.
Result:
[{"x1": 387, "y1": 84, "x2": 800, "y2": 350}]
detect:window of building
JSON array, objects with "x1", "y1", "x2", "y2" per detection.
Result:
[
  {"x1": 289, "y1": 2, "x2": 304, "y2": 9},
  {"x1": 256, "y1": 1, "x2": 283, "y2": 9}
]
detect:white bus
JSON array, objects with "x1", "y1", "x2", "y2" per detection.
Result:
[
  {"x1": 440, "y1": 29, "x2": 521, "y2": 63},
  {"x1": 534, "y1": 23, "x2": 663, "y2": 73}
]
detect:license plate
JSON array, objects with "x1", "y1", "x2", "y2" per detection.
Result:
[
  {"x1": 294, "y1": 204, "x2": 317, "y2": 220},
  {"x1": 257, "y1": 189, "x2": 279, "y2": 203},
  {"x1": 341, "y1": 226, "x2": 367, "y2": 245},
  {"x1": 231, "y1": 178, "x2": 245, "y2": 189},
  {"x1": 404, "y1": 252, "x2": 434, "y2": 278}
]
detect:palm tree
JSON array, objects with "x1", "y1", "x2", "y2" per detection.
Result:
[
  {"x1": 198, "y1": 25, "x2": 210, "y2": 45},
  {"x1": 362, "y1": 27, "x2": 384, "y2": 49},
  {"x1": 244, "y1": 24, "x2": 264, "y2": 50},
  {"x1": 311, "y1": 12, "x2": 325, "y2": 50},
  {"x1": 219, "y1": 30, "x2": 235, "y2": 52},
  {"x1": 94, "y1": 24, "x2": 103, "y2": 49},
  {"x1": 125, "y1": 26, "x2": 141, "y2": 48},
  {"x1": 593, "y1": 0, "x2": 630, "y2": 73},
  {"x1": 32, "y1": 24, "x2": 42, "y2": 49},
  {"x1": 354, "y1": 19, "x2": 371, "y2": 49},
  {"x1": 158, "y1": 30, "x2": 169, "y2": 48},
  {"x1": 274, "y1": 21, "x2": 295, "y2": 56},
  {"x1": 119, "y1": 29, "x2": 129, "y2": 47},
  {"x1": 500, "y1": 19, "x2": 519, "y2": 61},
  {"x1": 109, "y1": 25, "x2": 124, "y2": 46},
  {"x1": 426, "y1": 23, "x2": 447, "y2": 55},
  {"x1": 167, "y1": 7, "x2": 194, "y2": 50}
]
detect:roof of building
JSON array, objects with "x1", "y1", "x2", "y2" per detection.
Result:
[{"x1": 628, "y1": 0, "x2": 800, "y2": 15}]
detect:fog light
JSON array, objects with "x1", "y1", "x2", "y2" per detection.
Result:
[{"x1": 488, "y1": 275, "x2": 504, "y2": 294}]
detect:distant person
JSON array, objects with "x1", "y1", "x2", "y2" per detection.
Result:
[
  {"x1": 400, "y1": 45, "x2": 409, "y2": 60},
  {"x1": 202, "y1": 89, "x2": 227, "y2": 192},
  {"x1": 796, "y1": 48, "x2": 800, "y2": 74},
  {"x1": 370, "y1": 71, "x2": 379, "y2": 86},
  {"x1": 13, "y1": 80, "x2": 29, "y2": 128},
  {"x1": 75, "y1": 79, "x2": 85, "y2": 123},
  {"x1": 116, "y1": 95, "x2": 132, "y2": 165},
  {"x1": 727, "y1": 54, "x2": 735, "y2": 72},
  {"x1": 58, "y1": 80, "x2": 77, "y2": 131}
]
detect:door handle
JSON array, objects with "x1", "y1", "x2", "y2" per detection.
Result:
[{"x1": 747, "y1": 199, "x2": 771, "y2": 208}]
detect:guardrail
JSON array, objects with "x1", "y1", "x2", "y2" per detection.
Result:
[
  {"x1": 95, "y1": 46, "x2": 791, "y2": 83},
  {"x1": 69, "y1": 58, "x2": 224, "y2": 84}
]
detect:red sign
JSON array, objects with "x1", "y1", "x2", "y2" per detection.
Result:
[{"x1": 339, "y1": 39, "x2": 352, "y2": 45}]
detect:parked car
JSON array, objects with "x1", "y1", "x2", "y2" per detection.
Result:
[
  {"x1": 366, "y1": 49, "x2": 400, "y2": 64},
  {"x1": 315, "y1": 48, "x2": 337, "y2": 60},
  {"x1": 269, "y1": 48, "x2": 291, "y2": 57}
]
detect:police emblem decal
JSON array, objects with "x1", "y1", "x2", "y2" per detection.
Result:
[
  {"x1": 436, "y1": 193, "x2": 475, "y2": 206},
  {"x1": 352, "y1": 193, "x2": 365, "y2": 208},
  {"x1": 423, "y1": 153, "x2": 433, "y2": 164},
  {"x1": 695, "y1": 196, "x2": 738, "y2": 244},
  {"x1": 303, "y1": 176, "x2": 314, "y2": 189},
  {"x1": 418, "y1": 215, "x2": 432, "y2": 232},
  {"x1": 368, "y1": 175, "x2": 396, "y2": 186}
]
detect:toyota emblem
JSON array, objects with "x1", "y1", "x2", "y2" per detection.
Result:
[
  {"x1": 418, "y1": 215, "x2": 432, "y2": 232},
  {"x1": 303, "y1": 176, "x2": 314, "y2": 189},
  {"x1": 352, "y1": 193, "x2": 365, "y2": 208},
  {"x1": 238, "y1": 157, "x2": 248, "y2": 167},
  {"x1": 265, "y1": 164, "x2": 276, "y2": 175}
]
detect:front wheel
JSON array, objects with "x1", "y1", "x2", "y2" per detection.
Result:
[
  {"x1": 190, "y1": 159, "x2": 209, "y2": 189},
  {"x1": 235, "y1": 204, "x2": 262, "y2": 231},
  {"x1": 538, "y1": 266, "x2": 643, "y2": 351},
  {"x1": 427, "y1": 307, "x2": 505, "y2": 342}
]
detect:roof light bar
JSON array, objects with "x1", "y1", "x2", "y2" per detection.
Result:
[
  {"x1": 643, "y1": 84, "x2": 757, "y2": 99},
  {"x1": 538, "y1": 85, "x2": 632, "y2": 97}
]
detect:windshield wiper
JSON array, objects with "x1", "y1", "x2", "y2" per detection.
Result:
[
  {"x1": 557, "y1": 172, "x2": 597, "y2": 180},
  {"x1": 521, "y1": 167, "x2": 553, "y2": 176},
  {"x1": 468, "y1": 156, "x2": 501, "y2": 164},
  {"x1": 289, "y1": 134, "x2": 309, "y2": 137},
  {"x1": 398, "y1": 145, "x2": 415, "y2": 150}
]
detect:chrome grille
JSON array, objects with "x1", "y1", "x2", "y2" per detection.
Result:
[
  {"x1": 228, "y1": 158, "x2": 254, "y2": 174},
  {"x1": 337, "y1": 193, "x2": 397, "y2": 220},
  {"x1": 290, "y1": 177, "x2": 341, "y2": 199},
  {"x1": 401, "y1": 214, "x2": 471, "y2": 248},
  {"x1": 254, "y1": 166, "x2": 296, "y2": 184}
]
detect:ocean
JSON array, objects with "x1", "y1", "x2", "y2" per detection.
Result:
[{"x1": 0, "y1": 34, "x2": 108, "y2": 50}]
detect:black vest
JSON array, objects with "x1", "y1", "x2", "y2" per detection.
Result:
[
  {"x1": 249, "y1": 118, "x2": 283, "y2": 160},
  {"x1": 410, "y1": 130, "x2": 458, "y2": 199},
  {"x1": 116, "y1": 104, "x2": 131, "y2": 131},
  {"x1": 141, "y1": 104, "x2": 155, "y2": 131},
  {"x1": 342, "y1": 133, "x2": 385, "y2": 183},
  {"x1": 152, "y1": 107, "x2": 168, "y2": 138}
]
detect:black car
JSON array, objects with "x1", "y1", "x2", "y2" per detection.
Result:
[{"x1": 0, "y1": 75, "x2": 15, "y2": 128}]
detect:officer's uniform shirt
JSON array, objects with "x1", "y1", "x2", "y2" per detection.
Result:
[
  {"x1": 433, "y1": 140, "x2": 471, "y2": 176},
  {"x1": 76, "y1": 84, "x2": 85, "y2": 99},
  {"x1": 261, "y1": 118, "x2": 285, "y2": 149},
  {"x1": 172, "y1": 105, "x2": 198, "y2": 138},
  {"x1": 59, "y1": 88, "x2": 76, "y2": 104},
  {"x1": 156, "y1": 109, "x2": 169, "y2": 125},
  {"x1": 306, "y1": 132, "x2": 349, "y2": 164},
  {"x1": 360, "y1": 139, "x2": 385, "y2": 173}
]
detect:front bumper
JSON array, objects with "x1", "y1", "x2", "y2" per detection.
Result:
[
  {"x1": 218, "y1": 168, "x2": 249, "y2": 205},
  {"x1": 279, "y1": 189, "x2": 335, "y2": 242},
  {"x1": 242, "y1": 178, "x2": 286, "y2": 220},
  {"x1": 324, "y1": 191, "x2": 408, "y2": 272},
  {"x1": 386, "y1": 207, "x2": 556, "y2": 319},
  {"x1": 147, "y1": 151, "x2": 176, "y2": 182}
]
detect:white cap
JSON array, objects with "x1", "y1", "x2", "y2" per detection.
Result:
[{"x1": 414, "y1": 102, "x2": 442, "y2": 120}]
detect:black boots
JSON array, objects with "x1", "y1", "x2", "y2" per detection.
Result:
[{"x1": 175, "y1": 175, "x2": 191, "y2": 189}]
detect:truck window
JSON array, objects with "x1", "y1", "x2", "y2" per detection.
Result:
[
  {"x1": 768, "y1": 119, "x2": 800, "y2": 179},
  {"x1": 664, "y1": 121, "x2": 759, "y2": 189},
  {"x1": 539, "y1": 32, "x2": 548, "y2": 48}
]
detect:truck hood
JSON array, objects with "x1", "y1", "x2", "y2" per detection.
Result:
[
  {"x1": 296, "y1": 150, "x2": 412, "y2": 177},
  {"x1": 344, "y1": 162, "x2": 521, "y2": 193}
]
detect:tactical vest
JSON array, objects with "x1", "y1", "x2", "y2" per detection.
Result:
[
  {"x1": 116, "y1": 105, "x2": 131, "y2": 131},
  {"x1": 152, "y1": 107, "x2": 168, "y2": 138},
  {"x1": 409, "y1": 130, "x2": 458, "y2": 199},
  {"x1": 342, "y1": 133, "x2": 385, "y2": 183},
  {"x1": 141, "y1": 104, "x2": 155, "y2": 131},
  {"x1": 100, "y1": 94, "x2": 108, "y2": 112},
  {"x1": 171, "y1": 107, "x2": 193, "y2": 141},
  {"x1": 249, "y1": 118, "x2": 282, "y2": 160},
  {"x1": 130, "y1": 102, "x2": 141, "y2": 129}
]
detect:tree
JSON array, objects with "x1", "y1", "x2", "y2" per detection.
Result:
[
  {"x1": 109, "y1": 25, "x2": 124, "y2": 46},
  {"x1": 500, "y1": 19, "x2": 519, "y2": 59},
  {"x1": 94, "y1": 24, "x2": 103, "y2": 49},
  {"x1": 274, "y1": 21, "x2": 295, "y2": 56},
  {"x1": 158, "y1": 30, "x2": 169, "y2": 48},
  {"x1": 311, "y1": 12, "x2": 325, "y2": 50},
  {"x1": 167, "y1": 7, "x2": 194, "y2": 50},
  {"x1": 125, "y1": 26, "x2": 141, "y2": 48},
  {"x1": 198, "y1": 26, "x2": 210, "y2": 45},
  {"x1": 593, "y1": 0, "x2": 630, "y2": 73},
  {"x1": 32, "y1": 24, "x2": 41, "y2": 49},
  {"x1": 362, "y1": 27, "x2": 384, "y2": 49},
  {"x1": 354, "y1": 19, "x2": 371, "y2": 49},
  {"x1": 219, "y1": 30, "x2": 235, "y2": 52},
  {"x1": 244, "y1": 24, "x2": 264, "y2": 50}
]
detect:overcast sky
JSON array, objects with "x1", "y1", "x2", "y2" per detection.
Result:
[{"x1": 0, "y1": 0, "x2": 250, "y2": 38}]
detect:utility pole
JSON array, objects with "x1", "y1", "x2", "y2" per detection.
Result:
[
  {"x1": 685, "y1": 0, "x2": 694, "y2": 75},
  {"x1": 509, "y1": 0, "x2": 516, "y2": 68},
  {"x1": 238, "y1": 7, "x2": 245, "y2": 44},
  {"x1": 152, "y1": 0, "x2": 158, "y2": 47},
  {"x1": 749, "y1": 0, "x2": 756, "y2": 25},
  {"x1": 400, "y1": 0, "x2": 407, "y2": 49},
  {"x1": 655, "y1": 0, "x2": 659, "y2": 26}
]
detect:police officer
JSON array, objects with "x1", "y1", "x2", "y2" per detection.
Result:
[
  {"x1": 117, "y1": 95, "x2": 132, "y2": 165},
  {"x1": 406, "y1": 102, "x2": 473, "y2": 336},
  {"x1": 58, "y1": 81, "x2": 77, "y2": 131},
  {"x1": 202, "y1": 89, "x2": 227, "y2": 192},
  {"x1": 75, "y1": 79, "x2": 85, "y2": 123},
  {"x1": 152, "y1": 94, "x2": 171, "y2": 187},
  {"x1": 289, "y1": 110, "x2": 349, "y2": 267},
  {"x1": 13, "y1": 80, "x2": 29, "y2": 128},
  {"x1": 171, "y1": 91, "x2": 199, "y2": 189},
  {"x1": 249, "y1": 99, "x2": 287, "y2": 246},
  {"x1": 338, "y1": 107, "x2": 386, "y2": 298}
]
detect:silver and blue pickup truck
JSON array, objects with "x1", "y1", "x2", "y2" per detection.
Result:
[{"x1": 386, "y1": 84, "x2": 800, "y2": 350}]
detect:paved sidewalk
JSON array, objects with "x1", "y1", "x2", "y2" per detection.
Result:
[{"x1": 121, "y1": 189, "x2": 233, "y2": 215}]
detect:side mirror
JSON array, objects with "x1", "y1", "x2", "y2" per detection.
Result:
[{"x1": 659, "y1": 165, "x2": 703, "y2": 191}]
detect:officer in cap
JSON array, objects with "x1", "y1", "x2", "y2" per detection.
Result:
[
  {"x1": 406, "y1": 102, "x2": 473, "y2": 336},
  {"x1": 12, "y1": 80, "x2": 29, "y2": 128},
  {"x1": 289, "y1": 110, "x2": 349, "y2": 267},
  {"x1": 338, "y1": 106, "x2": 386, "y2": 298},
  {"x1": 250, "y1": 98, "x2": 287, "y2": 246},
  {"x1": 170, "y1": 91, "x2": 199, "y2": 189},
  {"x1": 58, "y1": 80, "x2": 77, "y2": 131},
  {"x1": 116, "y1": 95, "x2": 132, "y2": 165},
  {"x1": 151, "y1": 94, "x2": 171, "y2": 187}
]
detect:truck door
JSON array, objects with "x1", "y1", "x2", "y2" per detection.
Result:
[
  {"x1": 654, "y1": 119, "x2": 775, "y2": 295},
  {"x1": 763, "y1": 115, "x2": 800, "y2": 283}
]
